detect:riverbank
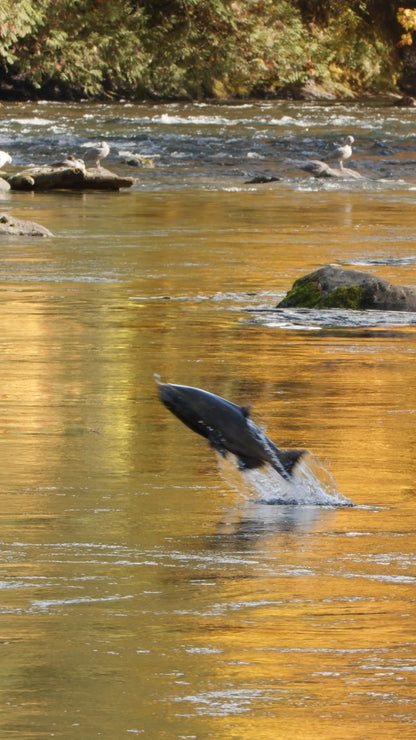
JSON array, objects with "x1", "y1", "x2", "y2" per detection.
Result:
[{"x1": 0, "y1": 73, "x2": 412, "y2": 106}]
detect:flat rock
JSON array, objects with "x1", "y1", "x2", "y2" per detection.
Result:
[
  {"x1": 301, "y1": 160, "x2": 364, "y2": 179},
  {"x1": 0, "y1": 213, "x2": 53, "y2": 237},
  {"x1": 8, "y1": 166, "x2": 135, "y2": 191},
  {"x1": 277, "y1": 266, "x2": 416, "y2": 312}
]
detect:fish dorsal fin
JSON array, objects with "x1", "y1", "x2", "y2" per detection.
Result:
[{"x1": 240, "y1": 405, "x2": 251, "y2": 418}]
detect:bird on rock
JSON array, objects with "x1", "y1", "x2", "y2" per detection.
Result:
[
  {"x1": 83, "y1": 141, "x2": 110, "y2": 169},
  {"x1": 52, "y1": 155, "x2": 86, "y2": 170},
  {"x1": 324, "y1": 135, "x2": 354, "y2": 169},
  {"x1": 0, "y1": 151, "x2": 12, "y2": 169}
]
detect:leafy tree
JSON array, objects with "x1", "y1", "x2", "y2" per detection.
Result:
[
  {"x1": 0, "y1": 0, "x2": 149, "y2": 96},
  {"x1": 0, "y1": 0, "x2": 405, "y2": 99},
  {"x1": 0, "y1": 0, "x2": 45, "y2": 66}
]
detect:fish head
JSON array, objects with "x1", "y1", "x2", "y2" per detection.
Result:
[
  {"x1": 157, "y1": 380, "x2": 189, "y2": 415},
  {"x1": 156, "y1": 378, "x2": 249, "y2": 443},
  {"x1": 156, "y1": 379, "x2": 214, "y2": 439}
]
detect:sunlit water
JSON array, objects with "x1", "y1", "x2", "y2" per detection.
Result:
[{"x1": 0, "y1": 100, "x2": 415, "y2": 739}]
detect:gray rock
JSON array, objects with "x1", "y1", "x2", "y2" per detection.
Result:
[
  {"x1": 277, "y1": 266, "x2": 416, "y2": 312},
  {"x1": 282, "y1": 79, "x2": 337, "y2": 101},
  {"x1": 301, "y1": 160, "x2": 364, "y2": 179},
  {"x1": 0, "y1": 213, "x2": 53, "y2": 237}
]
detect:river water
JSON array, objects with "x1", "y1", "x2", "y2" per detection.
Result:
[{"x1": 0, "y1": 99, "x2": 416, "y2": 739}]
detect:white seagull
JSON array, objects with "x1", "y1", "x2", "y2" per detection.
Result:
[
  {"x1": 0, "y1": 151, "x2": 12, "y2": 169},
  {"x1": 325, "y1": 135, "x2": 354, "y2": 169},
  {"x1": 83, "y1": 141, "x2": 110, "y2": 168}
]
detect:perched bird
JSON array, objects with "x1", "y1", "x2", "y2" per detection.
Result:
[
  {"x1": 52, "y1": 155, "x2": 86, "y2": 170},
  {"x1": 324, "y1": 135, "x2": 354, "y2": 169},
  {"x1": 0, "y1": 151, "x2": 12, "y2": 169},
  {"x1": 83, "y1": 141, "x2": 110, "y2": 168}
]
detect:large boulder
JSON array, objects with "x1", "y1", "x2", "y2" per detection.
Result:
[{"x1": 277, "y1": 266, "x2": 416, "y2": 312}]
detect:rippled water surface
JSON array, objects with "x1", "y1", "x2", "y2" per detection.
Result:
[{"x1": 0, "y1": 100, "x2": 416, "y2": 739}]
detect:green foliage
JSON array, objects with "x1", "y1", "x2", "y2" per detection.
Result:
[
  {"x1": 0, "y1": 0, "x2": 403, "y2": 99},
  {"x1": 0, "y1": 0, "x2": 149, "y2": 96},
  {"x1": 0, "y1": 0, "x2": 46, "y2": 64},
  {"x1": 305, "y1": 2, "x2": 399, "y2": 92}
]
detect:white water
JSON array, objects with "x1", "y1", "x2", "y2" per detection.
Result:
[{"x1": 216, "y1": 450, "x2": 352, "y2": 507}]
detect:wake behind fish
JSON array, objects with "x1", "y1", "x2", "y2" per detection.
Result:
[{"x1": 216, "y1": 450, "x2": 352, "y2": 507}]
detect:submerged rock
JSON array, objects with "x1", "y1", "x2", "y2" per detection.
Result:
[
  {"x1": 277, "y1": 266, "x2": 416, "y2": 312},
  {"x1": 0, "y1": 213, "x2": 53, "y2": 237},
  {"x1": 244, "y1": 175, "x2": 280, "y2": 184},
  {"x1": 118, "y1": 151, "x2": 156, "y2": 168}
]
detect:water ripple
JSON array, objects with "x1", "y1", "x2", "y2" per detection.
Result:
[{"x1": 248, "y1": 307, "x2": 416, "y2": 330}]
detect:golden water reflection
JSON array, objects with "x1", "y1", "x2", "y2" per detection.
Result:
[{"x1": 0, "y1": 184, "x2": 415, "y2": 739}]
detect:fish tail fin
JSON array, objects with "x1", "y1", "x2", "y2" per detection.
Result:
[{"x1": 275, "y1": 449, "x2": 306, "y2": 477}]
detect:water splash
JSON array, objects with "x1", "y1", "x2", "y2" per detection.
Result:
[{"x1": 216, "y1": 450, "x2": 352, "y2": 507}]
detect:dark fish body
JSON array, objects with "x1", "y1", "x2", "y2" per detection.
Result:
[{"x1": 157, "y1": 381, "x2": 305, "y2": 480}]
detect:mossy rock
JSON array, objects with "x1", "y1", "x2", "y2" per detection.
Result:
[
  {"x1": 322, "y1": 284, "x2": 369, "y2": 309},
  {"x1": 280, "y1": 274, "x2": 369, "y2": 309},
  {"x1": 282, "y1": 279, "x2": 322, "y2": 308},
  {"x1": 278, "y1": 267, "x2": 416, "y2": 312}
]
